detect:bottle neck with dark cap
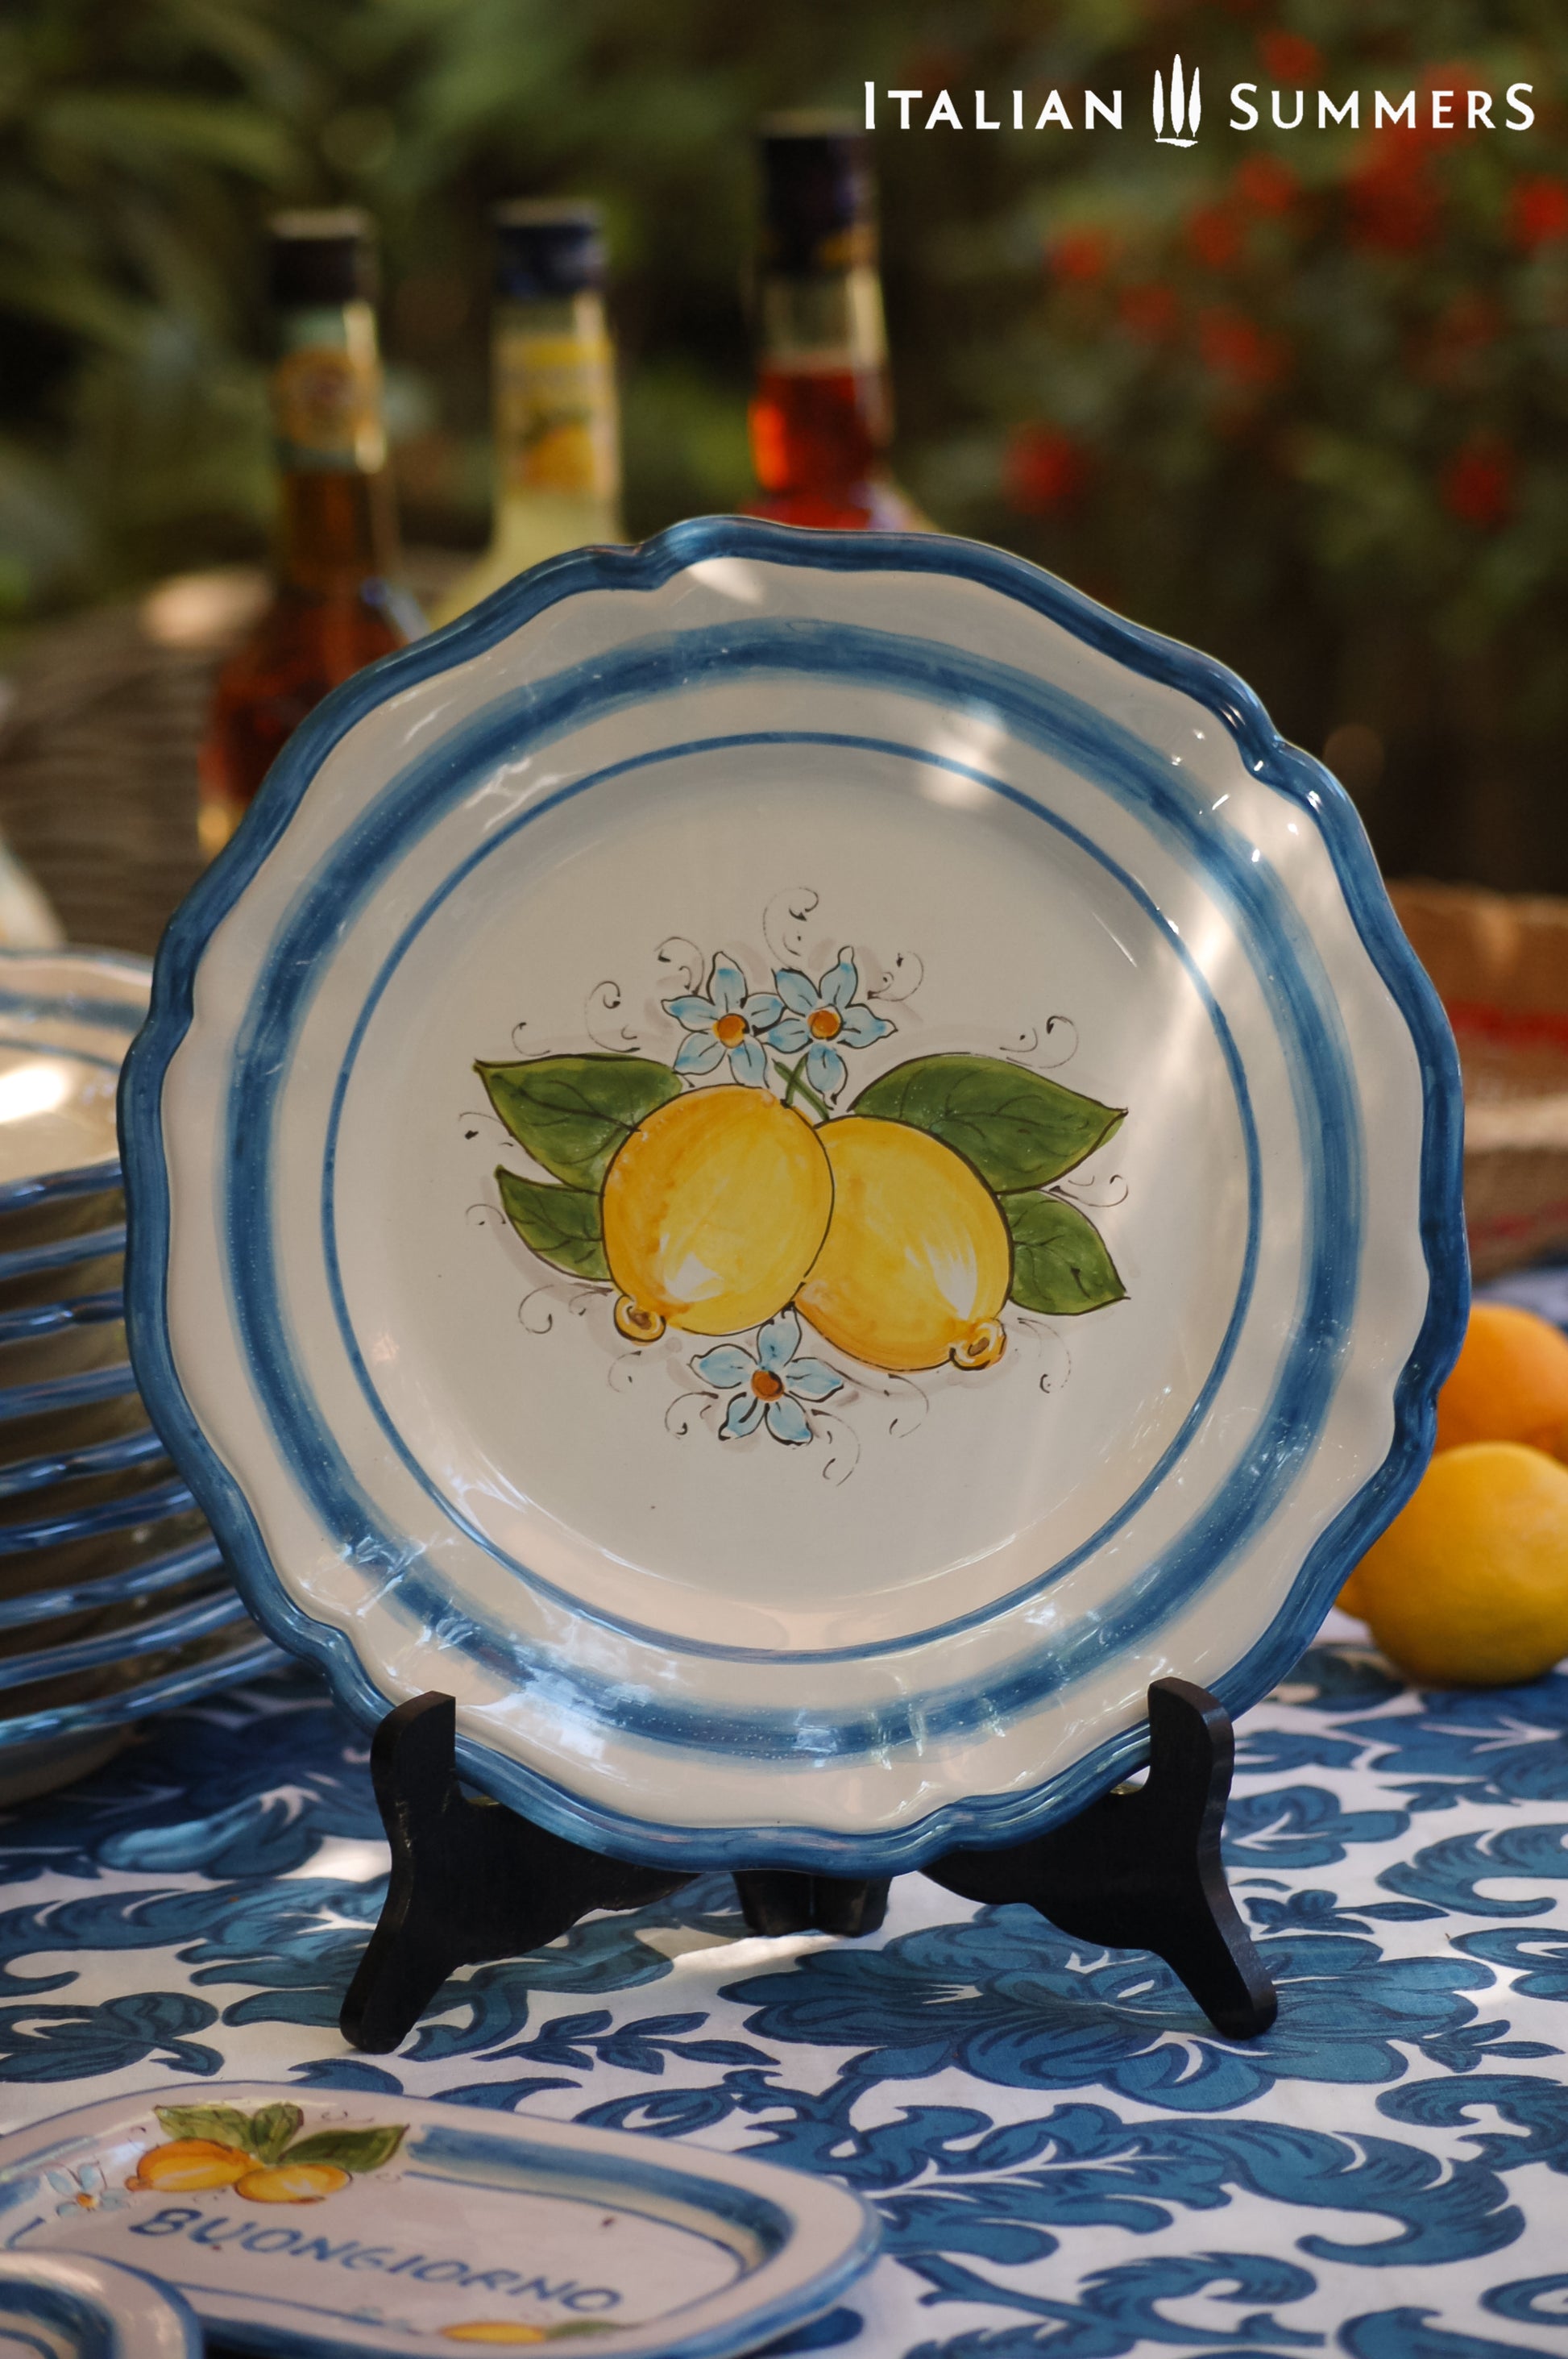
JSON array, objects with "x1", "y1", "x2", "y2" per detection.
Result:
[
  {"x1": 492, "y1": 204, "x2": 620, "y2": 527},
  {"x1": 748, "y1": 120, "x2": 897, "y2": 527},
  {"x1": 428, "y1": 203, "x2": 623, "y2": 627},
  {"x1": 268, "y1": 210, "x2": 396, "y2": 595}
]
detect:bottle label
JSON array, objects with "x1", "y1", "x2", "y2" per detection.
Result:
[
  {"x1": 758, "y1": 265, "x2": 887, "y2": 375},
  {"x1": 496, "y1": 327, "x2": 620, "y2": 499},
  {"x1": 272, "y1": 301, "x2": 386, "y2": 473}
]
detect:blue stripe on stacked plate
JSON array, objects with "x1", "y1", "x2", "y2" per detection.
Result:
[{"x1": 0, "y1": 949, "x2": 282, "y2": 1802}]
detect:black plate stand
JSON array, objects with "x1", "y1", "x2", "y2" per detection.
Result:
[{"x1": 341, "y1": 1676, "x2": 1276, "y2": 2054}]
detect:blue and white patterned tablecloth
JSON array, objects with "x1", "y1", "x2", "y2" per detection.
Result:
[{"x1": 2, "y1": 1609, "x2": 1566, "y2": 2359}]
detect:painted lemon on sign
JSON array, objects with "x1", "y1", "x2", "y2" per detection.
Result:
[
  {"x1": 796, "y1": 1116, "x2": 1012, "y2": 1372},
  {"x1": 128, "y1": 2104, "x2": 406, "y2": 2205},
  {"x1": 131, "y1": 2140, "x2": 251, "y2": 2193},
  {"x1": 602, "y1": 1085, "x2": 832, "y2": 1341},
  {"x1": 235, "y1": 2162, "x2": 352, "y2": 2203}
]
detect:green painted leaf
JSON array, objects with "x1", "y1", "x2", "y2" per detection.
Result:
[
  {"x1": 496, "y1": 1168, "x2": 610, "y2": 1281},
  {"x1": 477, "y1": 1056, "x2": 682, "y2": 1190},
  {"x1": 250, "y1": 2103, "x2": 303, "y2": 2167},
  {"x1": 1004, "y1": 1194, "x2": 1127, "y2": 1315},
  {"x1": 283, "y1": 2124, "x2": 405, "y2": 2174},
  {"x1": 153, "y1": 2105, "x2": 258, "y2": 2156},
  {"x1": 852, "y1": 1054, "x2": 1123, "y2": 1192}
]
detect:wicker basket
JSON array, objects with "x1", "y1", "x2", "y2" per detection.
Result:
[
  {"x1": 0, "y1": 572, "x2": 268, "y2": 957},
  {"x1": 0, "y1": 556, "x2": 460, "y2": 959},
  {"x1": 1390, "y1": 878, "x2": 1568, "y2": 1281}
]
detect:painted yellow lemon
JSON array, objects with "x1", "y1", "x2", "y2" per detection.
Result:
[
  {"x1": 441, "y1": 2329, "x2": 553, "y2": 2345},
  {"x1": 130, "y1": 2140, "x2": 252, "y2": 2193},
  {"x1": 603, "y1": 1086, "x2": 832, "y2": 1341},
  {"x1": 796, "y1": 1117, "x2": 1011, "y2": 1373},
  {"x1": 236, "y1": 2162, "x2": 351, "y2": 2203}
]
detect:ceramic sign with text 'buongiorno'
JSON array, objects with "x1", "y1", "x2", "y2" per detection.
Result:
[
  {"x1": 0, "y1": 2087, "x2": 879, "y2": 2359},
  {"x1": 122, "y1": 520, "x2": 1465, "y2": 1869}
]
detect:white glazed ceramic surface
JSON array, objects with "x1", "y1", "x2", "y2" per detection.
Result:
[
  {"x1": 0, "y1": 953, "x2": 147, "y2": 1201},
  {"x1": 0, "y1": 2253, "x2": 199, "y2": 2359},
  {"x1": 124, "y1": 523, "x2": 1465, "y2": 1867},
  {"x1": 0, "y1": 2085, "x2": 878, "y2": 2359}
]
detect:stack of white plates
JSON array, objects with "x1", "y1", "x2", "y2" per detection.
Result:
[{"x1": 0, "y1": 950, "x2": 281, "y2": 1802}]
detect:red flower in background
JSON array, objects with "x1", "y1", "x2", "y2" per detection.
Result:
[
  {"x1": 1346, "y1": 145, "x2": 1441, "y2": 252},
  {"x1": 1439, "y1": 435, "x2": 1516, "y2": 530},
  {"x1": 1119, "y1": 282, "x2": 1180, "y2": 342},
  {"x1": 1006, "y1": 425, "x2": 1092, "y2": 513},
  {"x1": 1198, "y1": 307, "x2": 1289, "y2": 392},
  {"x1": 1259, "y1": 28, "x2": 1321, "y2": 82},
  {"x1": 1187, "y1": 203, "x2": 1242, "y2": 269},
  {"x1": 1050, "y1": 230, "x2": 1114, "y2": 282},
  {"x1": 1419, "y1": 290, "x2": 1501, "y2": 384},
  {"x1": 1234, "y1": 156, "x2": 1297, "y2": 216},
  {"x1": 1512, "y1": 176, "x2": 1568, "y2": 251}
]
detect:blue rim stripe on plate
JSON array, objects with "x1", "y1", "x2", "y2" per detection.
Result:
[
  {"x1": 0, "y1": 1473, "x2": 194, "y2": 1557},
  {"x1": 0, "y1": 1583, "x2": 244, "y2": 1694},
  {"x1": 0, "y1": 1227, "x2": 124, "y2": 1285},
  {"x1": 0, "y1": 2260, "x2": 201, "y2": 2359},
  {"x1": 0, "y1": 1628, "x2": 282, "y2": 1751},
  {"x1": 0, "y1": 1161, "x2": 122, "y2": 1211},
  {"x1": 0, "y1": 1533, "x2": 222, "y2": 1633},
  {"x1": 0, "y1": 1291, "x2": 122, "y2": 1348},
  {"x1": 0, "y1": 1363, "x2": 137, "y2": 1424},
  {"x1": 120, "y1": 517, "x2": 1468, "y2": 1871},
  {"x1": 0, "y1": 1427, "x2": 167, "y2": 1505}
]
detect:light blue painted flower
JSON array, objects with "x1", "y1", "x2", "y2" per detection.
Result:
[
  {"x1": 664, "y1": 953, "x2": 782, "y2": 1087},
  {"x1": 694, "y1": 1309, "x2": 844, "y2": 1445},
  {"x1": 48, "y1": 2162, "x2": 126, "y2": 2215},
  {"x1": 765, "y1": 948, "x2": 893, "y2": 1101}
]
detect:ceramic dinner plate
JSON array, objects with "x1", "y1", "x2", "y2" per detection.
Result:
[
  {"x1": 122, "y1": 519, "x2": 1466, "y2": 1868},
  {"x1": 0, "y1": 2085, "x2": 878, "y2": 2359},
  {"x1": 0, "y1": 2253, "x2": 199, "y2": 2359},
  {"x1": 0, "y1": 952, "x2": 147, "y2": 1211}
]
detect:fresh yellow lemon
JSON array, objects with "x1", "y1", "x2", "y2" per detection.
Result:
[
  {"x1": 1345, "y1": 1440, "x2": 1568, "y2": 1685},
  {"x1": 602, "y1": 1085, "x2": 832, "y2": 1340},
  {"x1": 236, "y1": 2162, "x2": 351, "y2": 2203},
  {"x1": 130, "y1": 2140, "x2": 251, "y2": 2193},
  {"x1": 795, "y1": 1116, "x2": 1011, "y2": 1373}
]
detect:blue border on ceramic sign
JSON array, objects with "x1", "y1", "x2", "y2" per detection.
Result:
[
  {"x1": 119, "y1": 517, "x2": 1468, "y2": 1871},
  {"x1": 309, "y1": 718, "x2": 1263, "y2": 1667},
  {"x1": 220, "y1": 629, "x2": 1338, "y2": 1738}
]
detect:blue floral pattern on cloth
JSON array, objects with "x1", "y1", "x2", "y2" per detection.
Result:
[{"x1": 3, "y1": 1622, "x2": 1568, "y2": 2357}]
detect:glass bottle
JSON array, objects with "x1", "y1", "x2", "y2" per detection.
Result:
[
  {"x1": 747, "y1": 114, "x2": 925, "y2": 532},
  {"x1": 430, "y1": 201, "x2": 624, "y2": 625},
  {"x1": 199, "y1": 210, "x2": 416, "y2": 855}
]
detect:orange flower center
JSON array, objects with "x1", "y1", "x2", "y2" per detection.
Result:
[
  {"x1": 807, "y1": 1007, "x2": 842, "y2": 1040},
  {"x1": 750, "y1": 1368, "x2": 785, "y2": 1399},
  {"x1": 714, "y1": 1011, "x2": 748, "y2": 1047}
]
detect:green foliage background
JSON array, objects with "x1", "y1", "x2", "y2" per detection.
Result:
[{"x1": 4, "y1": 0, "x2": 1567, "y2": 882}]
